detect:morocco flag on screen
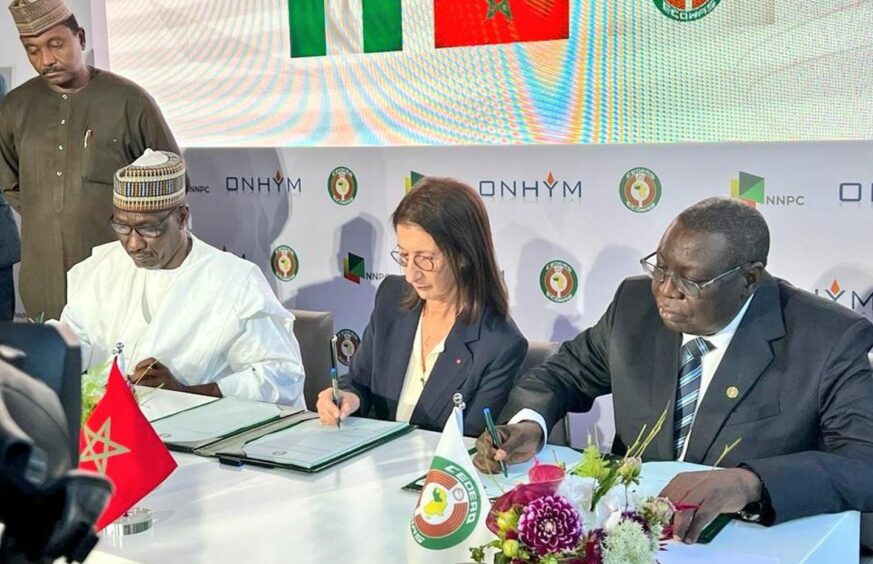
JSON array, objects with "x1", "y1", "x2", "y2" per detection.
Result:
[
  {"x1": 434, "y1": 0, "x2": 569, "y2": 49},
  {"x1": 78, "y1": 359, "x2": 177, "y2": 530}
]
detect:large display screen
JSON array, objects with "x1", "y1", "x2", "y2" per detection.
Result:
[{"x1": 105, "y1": 0, "x2": 873, "y2": 147}]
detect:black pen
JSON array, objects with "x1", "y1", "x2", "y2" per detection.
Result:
[
  {"x1": 483, "y1": 407, "x2": 508, "y2": 477},
  {"x1": 329, "y1": 336, "x2": 341, "y2": 429},
  {"x1": 330, "y1": 367, "x2": 341, "y2": 429}
]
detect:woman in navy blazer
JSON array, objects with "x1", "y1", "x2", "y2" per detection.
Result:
[{"x1": 316, "y1": 177, "x2": 527, "y2": 436}]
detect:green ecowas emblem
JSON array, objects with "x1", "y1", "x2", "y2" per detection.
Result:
[
  {"x1": 270, "y1": 245, "x2": 299, "y2": 281},
  {"x1": 328, "y1": 166, "x2": 357, "y2": 205},
  {"x1": 410, "y1": 456, "x2": 483, "y2": 550},
  {"x1": 540, "y1": 260, "x2": 578, "y2": 303},
  {"x1": 620, "y1": 167, "x2": 662, "y2": 213},
  {"x1": 334, "y1": 328, "x2": 361, "y2": 366},
  {"x1": 653, "y1": 0, "x2": 721, "y2": 21}
]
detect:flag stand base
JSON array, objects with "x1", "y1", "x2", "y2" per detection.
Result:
[{"x1": 104, "y1": 507, "x2": 153, "y2": 536}]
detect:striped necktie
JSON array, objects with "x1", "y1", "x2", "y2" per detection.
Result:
[{"x1": 673, "y1": 337, "x2": 715, "y2": 458}]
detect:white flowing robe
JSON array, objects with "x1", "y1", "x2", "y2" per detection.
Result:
[{"x1": 59, "y1": 235, "x2": 305, "y2": 407}]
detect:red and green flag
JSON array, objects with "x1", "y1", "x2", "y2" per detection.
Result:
[
  {"x1": 288, "y1": 0, "x2": 403, "y2": 58},
  {"x1": 434, "y1": 0, "x2": 569, "y2": 49}
]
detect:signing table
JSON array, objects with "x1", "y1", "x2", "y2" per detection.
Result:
[{"x1": 86, "y1": 392, "x2": 858, "y2": 563}]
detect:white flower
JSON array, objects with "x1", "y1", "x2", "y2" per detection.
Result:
[
  {"x1": 559, "y1": 476, "x2": 641, "y2": 531},
  {"x1": 557, "y1": 475, "x2": 595, "y2": 512},
  {"x1": 602, "y1": 519, "x2": 656, "y2": 564}
]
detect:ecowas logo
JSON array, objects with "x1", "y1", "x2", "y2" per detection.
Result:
[
  {"x1": 730, "y1": 172, "x2": 804, "y2": 207},
  {"x1": 410, "y1": 457, "x2": 483, "y2": 550},
  {"x1": 328, "y1": 166, "x2": 357, "y2": 205},
  {"x1": 540, "y1": 260, "x2": 578, "y2": 303},
  {"x1": 334, "y1": 329, "x2": 361, "y2": 366},
  {"x1": 653, "y1": 0, "x2": 722, "y2": 21},
  {"x1": 620, "y1": 167, "x2": 662, "y2": 213},
  {"x1": 479, "y1": 172, "x2": 582, "y2": 201},
  {"x1": 226, "y1": 170, "x2": 302, "y2": 194},
  {"x1": 342, "y1": 253, "x2": 387, "y2": 284},
  {"x1": 270, "y1": 245, "x2": 299, "y2": 282},
  {"x1": 814, "y1": 279, "x2": 873, "y2": 320}
]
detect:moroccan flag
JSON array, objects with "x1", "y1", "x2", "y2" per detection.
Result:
[
  {"x1": 288, "y1": 0, "x2": 403, "y2": 58},
  {"x1": 406, "y1": 405, "x2": 493, "y2": 562},
  {"x1": 434, "y1": 0, "x2": 570, "y2": 49},
  {"x1": 79, "y1": 359, "x2": 177, "y2": 530}
]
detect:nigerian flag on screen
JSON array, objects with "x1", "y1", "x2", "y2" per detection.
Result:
[{"x1": 288, "y1": 0, "x2": 403, "y2": 58}]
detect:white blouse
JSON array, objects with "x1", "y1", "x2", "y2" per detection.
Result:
[{"x1": 395, "y1": 311, "x2": 447, "y2": 423}]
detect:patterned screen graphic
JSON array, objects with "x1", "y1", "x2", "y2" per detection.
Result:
[{"x1": 105, "y1": 0, "x2": 873, "y2": 147}]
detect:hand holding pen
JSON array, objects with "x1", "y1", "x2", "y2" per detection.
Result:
[
  {"x1": 315, "y1": 335, "x2": 361, "y2": 427},
  {"x1": 483, "y1": 407, "x2": 508, "y2": 477},
  {"x1": 330, "y1": 367, "x2": 341, "y2": 429}
]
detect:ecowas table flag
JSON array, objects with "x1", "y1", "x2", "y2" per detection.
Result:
[
  {"x1": 289, "y1": 0, "x2": 403, "y2": 57},
  {"x1": 408, "y1": 405, "x2": 493, "y2": 562},
  {"x1": 78, "y1": 358, "x2": 177, "y2": 530}
]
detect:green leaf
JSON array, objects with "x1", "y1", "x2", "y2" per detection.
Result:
[{"x1": 573, "y1": 444, "x2": 607, "y2": 480}]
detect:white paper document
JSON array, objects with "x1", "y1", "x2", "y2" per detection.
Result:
[
  {"x1": 152, "y1": 397, "x2": 283, "y2": 444},
  {"x1": 243, "y1": 417, "x2": 409, "y2": 469},
  {"x1": 135, "y1": 386, "x2": 219, "y2": 422}
]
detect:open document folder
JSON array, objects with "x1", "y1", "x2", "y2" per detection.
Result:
[
  {"x1": 150, "y1": 396, "x2": 300, "y2": 451},
  {"x1": 148, "y1": 394, "x2": 413, "y2": 472}
]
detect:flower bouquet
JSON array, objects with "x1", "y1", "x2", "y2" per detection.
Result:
[
  {"x1": 81, "y1": 359, "x2": 112, "y2": 424},
  {"x1": 470, "y1": 408, "x2": 678, "y2": 564}
]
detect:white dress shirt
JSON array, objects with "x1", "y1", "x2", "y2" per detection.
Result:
[{"x1": 511, "y1": 294, "x2": 755, "y2": 457}]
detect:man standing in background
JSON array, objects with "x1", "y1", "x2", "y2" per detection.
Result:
[
  {"x1": 0, "y1": 0, "x2": 182, "y2": 320},
  {"x1": 0, "y1": 73, "x2": 19, "y2": 321}
]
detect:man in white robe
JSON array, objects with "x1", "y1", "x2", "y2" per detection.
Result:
[{"x1": 58, "y1": 149, "x2": 305, "y2": 406}]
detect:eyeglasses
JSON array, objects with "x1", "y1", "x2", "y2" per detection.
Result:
[
  {"x1": 108, "y1": 207, "x2": 179, "y2": 239},
  {"x1": 640, "y1": 251, "x2": 744, "y2": 298},
  {"x1": 390, "y1": 249, "x2": 441, "y2": 272}
]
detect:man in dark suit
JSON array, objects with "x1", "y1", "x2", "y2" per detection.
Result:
[{"x1": 475, "y1": 197, "x2": 873, "y2": 544}]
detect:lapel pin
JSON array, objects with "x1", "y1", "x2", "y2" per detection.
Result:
[
  {"x1": 455, "y1": 358, "x2": 462, "y2": 365},
  {"x1": 726, "y1": 386, "x2": 739, "y2": 399}
]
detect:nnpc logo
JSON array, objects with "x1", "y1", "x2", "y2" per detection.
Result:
[
  {"x1": 342, "y1": 253, "x2": 386, "y2": 285},
  {"x1": 653, "y1": 0, "x2": 722, "y2": 21},
  {"x1": 343, "y1": 253, "x2": 365, "y2": 284},
  {"x1": 479, "y1": 172, "x2": 582, "y2": 200},
  {"x1": 405, "y1": 170, "x2": 425, "y2": 194},
  {"x1": 730, "y1": 172, "x2": 804, "y2": 207},
  {"x1": 410, "y1": 456, "x2": 482, "y2": 550}
]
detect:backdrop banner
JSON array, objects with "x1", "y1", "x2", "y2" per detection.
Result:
[
  {"x1": 12, "y1": 141, "x2": 866, "y2": 444},
  {"x1": 175, "y1": 141, "x2": 873, "y2": 444}
]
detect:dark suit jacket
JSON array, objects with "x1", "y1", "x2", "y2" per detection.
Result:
[
  {"x1": 502, "y1": 274, "x2": 873, "y2": 524},
  {"x1": 343, "y1": 275, "x2": 527, "y2": 437}
]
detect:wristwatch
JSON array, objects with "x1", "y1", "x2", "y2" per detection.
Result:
[
  {"x1": 736, "y1": 465, "x2": 774, "y2": 525},
  {"x1": 738, "y1": 501, "x2": 766, "y2": 523}
]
